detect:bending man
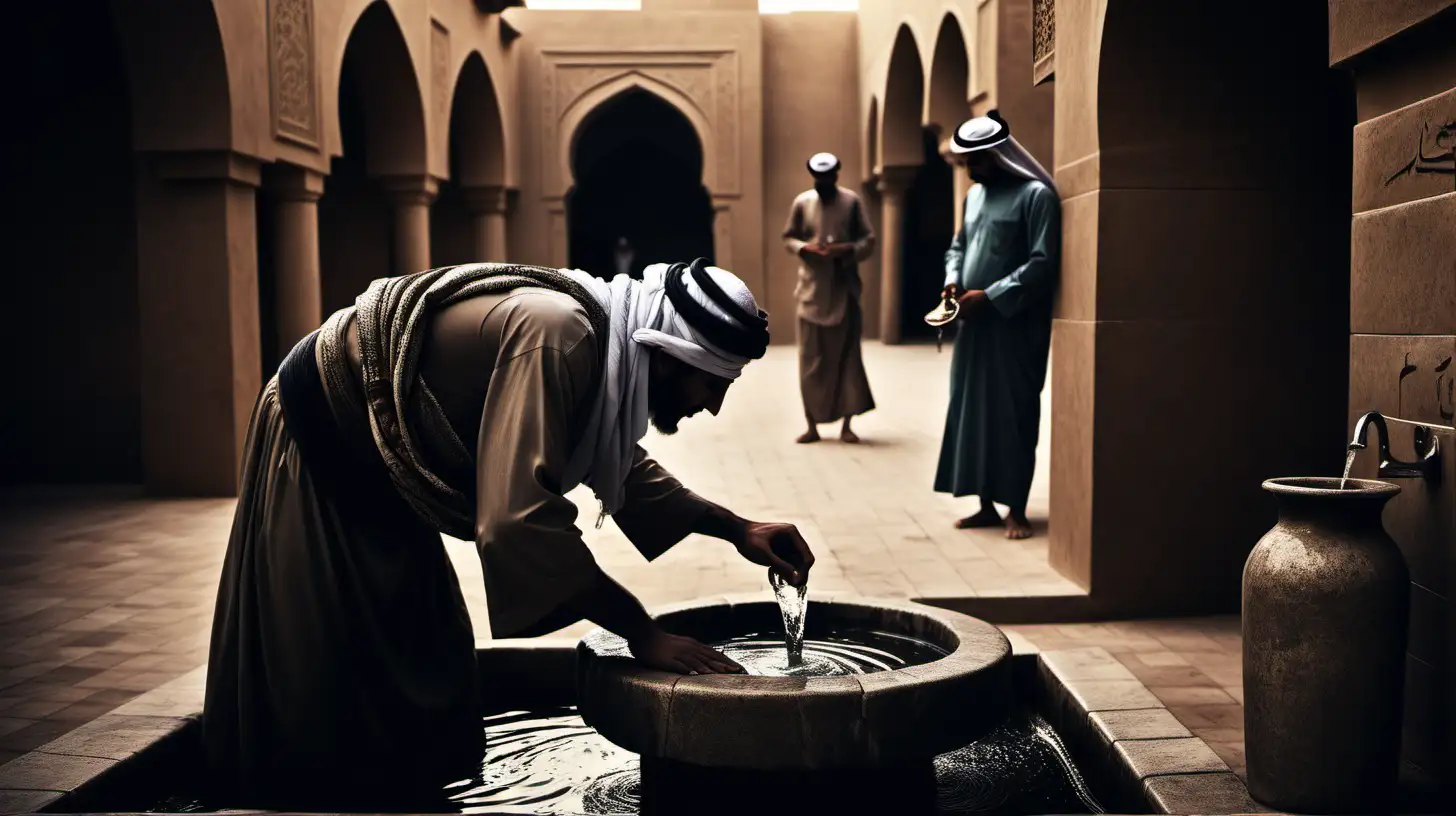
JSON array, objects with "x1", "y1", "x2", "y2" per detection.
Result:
[
  {"x1": 935, "y1": 112, "x2": 1061, "y2": 540},
  {"x1": 203, "y1": 259, "x2": 814, "y2": 809}
]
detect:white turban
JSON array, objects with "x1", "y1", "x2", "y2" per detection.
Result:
[
  {"x1": 949, "y1": 111, "x2": 1057, "y2": 191},
  {"x1": 560, "y1": 262, "x2": 766, "y2": 517}
]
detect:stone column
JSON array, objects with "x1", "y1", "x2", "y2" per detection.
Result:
[
  {"x1": 382, "y1": 174, "x2": 438, "y2": 274},
  {"x1": 876, "y1": 166, "x2": 916, "y2": 345},
  {"x1": 267, "y1": 166, "x2": 325, "y2": 362},
  {"x1": 134, "y1": 150, "x2": 263, "y2": 496},
  {"x1": 463, "y1": 185, "x2": 511, "y2": 262}
]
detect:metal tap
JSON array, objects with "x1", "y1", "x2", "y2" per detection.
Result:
[{"x1": 1349, "y1": 411, "x2": 1442, "y2": 480}]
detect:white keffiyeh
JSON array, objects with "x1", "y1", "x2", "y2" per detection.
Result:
[{"x1": 560, "y1": 263, "x2": 760, "y2": 516}]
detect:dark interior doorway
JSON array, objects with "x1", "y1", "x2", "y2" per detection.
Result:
[
  {"x1": 900, "y1": 127, "x2": 955, "y2": 340},
  {"x1": 318, "y1": 36, "x2": 394, "y2": 316},
  {"x1": 567, "y1": 89, "x2": 714, "y2": 279},
  {"x1": 5, "y1": 0, "x2": 141, "y2": 484}
]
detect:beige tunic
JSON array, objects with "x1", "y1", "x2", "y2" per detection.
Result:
[
  {"x1": 782, "y1": 186, "x2": 876, "y2": 327},
  {"x1": 204, "y1": 287, "x2": 712, "y2": 808},
  {"x1": 414, "y1": 288, "x2": 713, "y2": 638},
  {"x1": 783, "y1": 188, "x2": 877, "y2": 423}
]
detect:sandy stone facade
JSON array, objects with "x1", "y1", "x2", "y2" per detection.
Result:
[
  {"x1": 1044, "y1": 0, "x2": 1454, "y2": 787},
  {"x1": 6, "y1": 0, "x2": 1453, "y2": 793}
]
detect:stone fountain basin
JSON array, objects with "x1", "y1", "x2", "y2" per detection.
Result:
[{"x1": 575, "y1": 594, "x2": 1013, "y2": 772}]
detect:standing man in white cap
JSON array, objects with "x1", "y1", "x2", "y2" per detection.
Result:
[
  {"x1": 782, "y1": 151, "x2": 878, "y2": 444},
  {"x1": 935, "y1": 111, "x2": 1061, "y2": 540},
  {"x1": 203, "y1": 258, "x2": 815, "y2": 809}
]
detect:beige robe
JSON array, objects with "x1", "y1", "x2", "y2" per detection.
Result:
[
  {"x1": 782, "y1": 187, "x2": 877, "y2": 423},
  {"x1": 204, "y1": 287, "x2": 711, "y2": 809}
]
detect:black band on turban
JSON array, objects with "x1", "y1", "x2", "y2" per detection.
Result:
[{"x1": 663, "y1": 258, "x2": 771, "y2": 360}]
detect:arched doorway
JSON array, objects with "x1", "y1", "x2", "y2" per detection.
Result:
[
  {"x1": 926, "y1": 14, "x2": 970, "y2": 134},
  {"x1": 567, "y1": 89, "x2": 714, "y2": 279},
  {"x1": 319, "y1": 1, "x2": 429, "y2": 314},
  {"x1": 877, "y1": 24, "x2": 926, "y2": 343},
  {"x1": 5, "y1": 0, "x2": 140, "y2": 484},
  {"x1": 900, "y1": 127, "x2": 955, "y2": 341},
  {"x1": 432, "y1": 52, "x2": 507, "y2": 268}
]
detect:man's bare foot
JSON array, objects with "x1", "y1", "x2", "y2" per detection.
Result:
[
  {"x1": 954, "y1": 507, "x2": 1002, "y2": 529},
  {"x1": 796, "y1": 429, "x2": 821, "y2": 444},
  {"x1": 1005, "y1": 513, "x2": 1033, "y2": 540},
  {"x1": 840, "y1": 428, "x2": 861, "y2": 444}
]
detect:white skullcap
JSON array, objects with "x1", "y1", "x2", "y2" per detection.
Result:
[{"x1": 807, "y1": 152, "x2": 841, "y2": 174}]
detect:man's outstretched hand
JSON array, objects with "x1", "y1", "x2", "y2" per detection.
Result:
[
  {"x1": 629, "y1": 627, "x2": 744, "y2": 674},
  {"x1": 734, "y1": 521, "x2": 815, "y2": 587}
]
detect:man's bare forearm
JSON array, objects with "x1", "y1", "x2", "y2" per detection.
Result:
[
  {"x1": 572, "y1": 570, "x2": 659, "y2": 645},
  {"x1": 693, "y1": 504, "x2": 749, "y2": 549}
]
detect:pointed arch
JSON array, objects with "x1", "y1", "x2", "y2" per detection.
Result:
[
  {"x1": 111, "y1": 0, "x2": 232, "y2": 151},
  {"x1": 926, "y1": 12, "x2": 971, "y2": 135},
  {"x1": 448, "y1": 51, "x2": 506, "y2": 187},
  {"x1": 335, "y1": 0, "x2": 429, "y2": 177},
  {"x1": 881, "y1": 24, "x2": 925, "y2": 168},
  {"x1": 556, "y1": 72, "x2": 716, "y2": 197}
]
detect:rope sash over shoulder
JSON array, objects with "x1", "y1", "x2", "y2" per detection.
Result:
[{"x1": 315, "y1": 263, "x2": 610, "y2": 541}]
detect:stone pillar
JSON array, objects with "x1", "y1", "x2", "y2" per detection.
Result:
[
  {"x1": 876, "y1": 167, "x2": 916, "y2": 345},
  {"x1": 382, "y1": 175, "x2": 438, "y2": 274},
  {"x1": 267, "y1": 166, "x2": 325, "y2": 362},
  {"x1": 134, "y1": 150, "x2": 263, "y2": 496},
  {"x1": 463, "y1": 185, "x2": 511, "y2": 262}
]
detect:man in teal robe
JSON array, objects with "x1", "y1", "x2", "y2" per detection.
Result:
[{"x1": 935, "y1": 111, "x2": 1060, "y2": 539}]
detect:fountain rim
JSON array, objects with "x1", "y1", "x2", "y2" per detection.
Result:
[
  {"x1": 575, "y1": 593, "x2": 1014, "y2": 769},
  {"x1": 577, "y1": 593, "x2": 1007, "y2": 684},
  {"x1": 1262, "y1": 476, "x2": 1401, "y2": 499}
]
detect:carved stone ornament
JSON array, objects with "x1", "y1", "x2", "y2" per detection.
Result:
[
  {"x1": 1032, "y1": 0, "x2": 1055, "y2": 86},
  {"x1": 270, "y1": 0, "x2": 320, "y2": 147}
]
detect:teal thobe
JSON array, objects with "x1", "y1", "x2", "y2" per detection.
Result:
[{"x1": 934, "y1": 178, "x2": 1060, "y2": 508}]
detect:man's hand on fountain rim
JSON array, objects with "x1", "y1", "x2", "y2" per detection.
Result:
[{"x1": 628, "y1": 626, "x2": 745, "y2": 675}]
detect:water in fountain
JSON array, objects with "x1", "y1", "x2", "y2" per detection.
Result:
[
  {"x1": 710, "y1": 628, "x2": 949, "y2": 677},
  {"x1": 131, "y1": 707, "x2": 1104, "y2": 814},
  {"x1": 769, "y1": 569, "x2": 808, "y2": 667},
  {"x1": 1340, "y1": 447, "x2": 1358, "y2": 489},
  {"x1": 442, "y1": 708, "x2": 1103, "y2": 815}
]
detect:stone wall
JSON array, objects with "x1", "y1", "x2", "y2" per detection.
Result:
[
  {"x1": 760, "y1": 13, "x2": 862, "y2": 342},
  {"x1": 1048, "y1": 0, "x2": 1352, "y2": 611},
  {"x1": 1331, "y1": 0, "x2": 1455, "y2": 790}
]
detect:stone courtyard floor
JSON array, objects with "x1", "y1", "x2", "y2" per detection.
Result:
[{"x1": 0, "y1": 343, "x2": 1247, "y2": 779}]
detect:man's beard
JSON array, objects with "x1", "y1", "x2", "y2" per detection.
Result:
[{"x1": 648, "y1": 391, "x2": 689, "y2": 435}]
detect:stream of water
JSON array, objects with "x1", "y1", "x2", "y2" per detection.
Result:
[
  {"x1": 1340, "y1": 448, "x2": 1358, "y2": 489},
  {"x1": 769, "y1": 569, "x2": 808, "y2": 666}
]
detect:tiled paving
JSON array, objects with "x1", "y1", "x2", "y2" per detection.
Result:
[
  {"x1": 0, "y1": 342, "x2": 1246, "y2": 779},
  {"x1": 1006, "y1": 617, "x2": 1247, "y2": 779}
]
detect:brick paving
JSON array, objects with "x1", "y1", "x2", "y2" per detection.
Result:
[{"x1": 0, "y1": 342, "x2": 1246, "y2": 779}]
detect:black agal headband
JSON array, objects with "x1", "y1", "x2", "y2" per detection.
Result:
[{"x1": 663, "y1": 258, "x2": 770, "y2": 360}]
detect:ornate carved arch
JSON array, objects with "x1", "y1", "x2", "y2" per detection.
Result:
[
  {"x1": 539, "y1": 50, "x2": 739, "y2": 200},
  {"x1": 558, "y1": 72, "x2": 715, "y2": 195}
]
